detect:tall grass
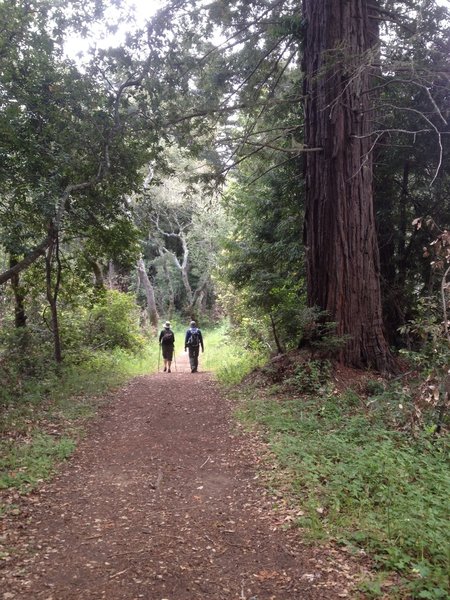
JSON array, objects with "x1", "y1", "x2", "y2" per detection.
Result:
[{"x1": 202, "y1": 321, "x2": 266, "y2": 383}]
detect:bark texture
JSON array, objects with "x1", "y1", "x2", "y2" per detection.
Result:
[
  {"x1": 45, "y1": 235, "x2": 62, "y2": 364},
  {"x1": 302, "y1": 0, "x2": 394, "y2": 371},
  {"x1": 162, "y1": 254, "x2": 175, "y2": 318},
  {"x1": 137, "y1": 258, "x2": 159, "y2": 332},
  {"x1": 10, "y1": 258, "x2": 27, "y2": 328}
]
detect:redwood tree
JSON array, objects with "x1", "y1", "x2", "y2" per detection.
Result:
[{"x1": 302, "y1": 0, "x2": 394, "y2": 371}]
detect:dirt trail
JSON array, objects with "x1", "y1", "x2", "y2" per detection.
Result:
[{"x1": 1, "y1": 353, "x2": 361, "y2": 599}]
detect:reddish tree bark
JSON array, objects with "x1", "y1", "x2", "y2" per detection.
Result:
[{"x1": 302, "y1": 0, "x2": 395, "y2": 371}]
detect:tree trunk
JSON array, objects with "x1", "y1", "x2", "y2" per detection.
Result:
[
  {"x1": 91, "y1": 261, "x2": 105, "y2": 290},
  {"x1": 10, "y1": 258, "x2": 27, "y2": 328},
  {"x1": 137, "y1": 258, "x2": 159, "y2": 332},
  {"x1": 397, "y1": 159, "x2": 410, "y2": 286},
  {"x1": 162, "y1": 254, "x2": 175, "y2": 317},
  {"x1": 45, "y1": 234, "x2": 62, "y2": 364},
  {"x1": 302, "y1": 0, "x2": 395, "y2": 371},
  {"x1": 270, "y1": 314, "x2": 284, "y2": 355},
  {"x1": 108, "y1": 261, "x2": 116, "y2": 289},
  {"x1": 189, "y1": 273, "x2": 209, "y2": 316},
  {"x1": 178, "y1": 231, "x2": 194, "y2": 307}
]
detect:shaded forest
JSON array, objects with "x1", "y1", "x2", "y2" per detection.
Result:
[
  {"x1": 1, "y1": 0, "x2": 449, "y2": 365},
  {"x1": 1, "y1": 1, "x2": 449, "y2": 597}
]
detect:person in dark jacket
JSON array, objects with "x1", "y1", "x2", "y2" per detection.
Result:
[
  {"x1": 184, "y1": 320, "x2": 204, "y2": 373},
  {"x1": 159, "y1": 321, "x2": 175, "y2": 373}
]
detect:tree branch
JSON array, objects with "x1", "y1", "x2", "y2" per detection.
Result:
[{"x1": 0, "y1": 74, "x2": 144, "y2": 286}]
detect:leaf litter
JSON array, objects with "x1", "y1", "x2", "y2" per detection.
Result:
[{"x1": 0, "y1": 353, "x2": 367, "y2": 598}]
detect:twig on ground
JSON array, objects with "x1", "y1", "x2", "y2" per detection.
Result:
[
  {"x1": 200, "y1": 456, "x2": 211, "y2": 469},
  {"x1": 240, "y1": 580, "x2": 246, "y2": 600},
  {"x1": 109, "y1": 549, "x2": 147, "y2": 558},
  {"x1": 110, "y1": 567, "x2": 131, "y2": 579}
]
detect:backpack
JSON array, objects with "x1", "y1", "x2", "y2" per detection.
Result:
[
  {"x1": 161, "y1": 330, "x2": 174, "y2": 344},
  {"x1": 189, "y1": 328, "x2": 200, "y2": 347}
]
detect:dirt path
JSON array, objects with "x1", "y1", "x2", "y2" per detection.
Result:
[{"x1": 1, "y1": 354, "x2": 362, "y2": 599}]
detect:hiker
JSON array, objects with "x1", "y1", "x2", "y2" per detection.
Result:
[
  {"x1": 159, "y1": 321, "x2": 175, "y2": 373},
  {"x1": 184, "y1": 320, "x2": 204, "y2": 373}
]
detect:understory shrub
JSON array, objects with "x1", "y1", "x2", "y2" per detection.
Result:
[
  {"x1": 86, "y1": 289, "x2": 145, "y2": 351},
  {"x1": 285, "y1": 359, "x2": 331, "y2": 394},
  {"x1": 0, "y1": 326, "x2": 55, "y2": 407},
  {"x1": 0, "y1": 290, "x2": 147, "y2": 408}
]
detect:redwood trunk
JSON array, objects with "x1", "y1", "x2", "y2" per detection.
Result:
[{"x1": 302, "y1": 0, "x2": 394, "y2": 371}]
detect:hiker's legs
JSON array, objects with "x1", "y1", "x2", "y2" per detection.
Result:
[
  {"x1": 188, "y1": 347, "x2": 196, "y2": 371},
  {"x1": 189, "y1": 346, "x2": 199, "y2": 371},
  {"x1": 167, "y1": 346, "x2": 174, "y2": 372},
  {"x1": 162, "y1": 346, "x2": 173, "y2": 372},
  {"x1": 194, "y1": 347, "x2": 199, "y2": 370}
]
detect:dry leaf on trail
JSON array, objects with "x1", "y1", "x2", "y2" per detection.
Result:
[{"x1": 254, "y1": 569, "x2": 281, "y2": 581}]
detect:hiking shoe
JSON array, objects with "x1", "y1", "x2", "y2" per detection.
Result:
[
  {"x1": 168, "y1": 369, "x2": 171, "y2": 373},
  {"x1": 163, "y1": 367, "x2": 167, "y2": 372}
]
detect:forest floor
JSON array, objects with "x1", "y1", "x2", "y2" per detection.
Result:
[{"x1": 1, "y1": 352, "x2": 368, "y2": 599}]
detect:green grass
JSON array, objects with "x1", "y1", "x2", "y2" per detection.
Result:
[
  {"x1": 0, "y1": 434, "x2": 76, "y2": 493},
  {"x1": 201, "y1": 322, "x2": 266, "y2": 383},
  {"x1": 237, "y1": 388, "x2": 450, "y2": 599}
]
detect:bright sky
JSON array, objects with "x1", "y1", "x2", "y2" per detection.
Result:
[
  {"x1": 64, "y1": 0, "x2": 166, "y2": 60},
  {"x1": 65, "y1": 0, "x2": 450, "y2": 60}
]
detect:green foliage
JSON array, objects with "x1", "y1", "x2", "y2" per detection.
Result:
[
  {"x1": 0, "y1": 286, "x2": 157, "y2": 502},
  {"x1": 0, "y1": 434, "x2": 76, "y2": 493},
  {"x1": 219, "y1": 156, "x2": 306, "y2": 352},
  {"x1": 216, "y1": 285, "x2": 274, "y2": 349},
  {"x1": 0, "y1": 290, "x2": 151, "y2": 409},
  {"x1": 399, "y1": 296, "x2": 450, "y2": 374},
  {"x1": 86, "y1": 290, "x2": 145, "y2": 351},
  {"x1": 133, "y1": 146, "x2": 222, "y2": 318},
  {"x1": 374, "y1": 5, "x2": 450, "y2": 346},
  {"x1": 202, "y1": 321, "x2": 267, "y2": 384},
  {"x1": 285, "y1": 359, "x2": 331, "y2": 394},
  {"x1": 238, "y1": 383, "x2": 450, "y2": 598},
  {"x1": 0, "y1": 326, "x2": 54, "y2": 383},
  {"x1": 398, "y1": 295, "x2": 450, "y2": 431},
  {"x1": 0, "y1": 0, "x2": 156, "y2": 295}
]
